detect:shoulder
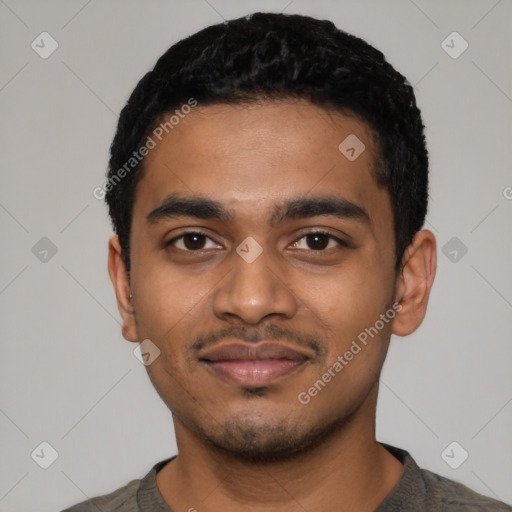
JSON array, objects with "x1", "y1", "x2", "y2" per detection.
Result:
[
  {"x1": 378, "y1": 443, "x2": 512, "y2": 511},
  {"x1": 60, "y1": 457, "x2": 174, "y2": 512},
  {"x1": 60, "y1": 478, "x2": 140, "y2": 511},
  {"x1": 420, "y1": 468, "x2": 512, "y2": 511}
]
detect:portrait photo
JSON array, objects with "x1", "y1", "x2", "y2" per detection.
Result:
[{"x1": 1, "y1": 1, "x2": 511, "y2": 511}]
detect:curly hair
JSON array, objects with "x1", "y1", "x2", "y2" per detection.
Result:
[{"x1": 105, "y1": 12, "x2": 429, "y2": 276}]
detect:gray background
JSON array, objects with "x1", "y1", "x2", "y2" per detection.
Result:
[{"x1": 1, "y1": 0, "x2": 511, "y2": 510}]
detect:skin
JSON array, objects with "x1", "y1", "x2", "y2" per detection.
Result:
[{"x1": 108, "y1": 100, "x2": 436, "y2": 511}]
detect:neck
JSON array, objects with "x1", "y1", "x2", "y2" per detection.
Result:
[{"x1": 156, "y1": 382, "x2": 404, "y2": 511}]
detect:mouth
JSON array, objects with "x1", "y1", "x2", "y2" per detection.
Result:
[{"x1": 198, "y1": 341, "x2": 312, "y2": 387}]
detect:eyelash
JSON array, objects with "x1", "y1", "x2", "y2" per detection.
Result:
[{"x1": 165, "y1": 230, "x2": 348, "y2": 252}]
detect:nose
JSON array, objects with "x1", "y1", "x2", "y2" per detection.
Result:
[{"x1": 212, "y1": 243, "x2": 298, "y2": 325}]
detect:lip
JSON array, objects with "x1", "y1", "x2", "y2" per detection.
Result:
[{"x1": 199, "y1": 341, "x2": 312, "y2": 387}]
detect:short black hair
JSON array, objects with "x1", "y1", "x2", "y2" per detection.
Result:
[{"x1": 105, "y1": 12, "x2": 429, "y2": 276}]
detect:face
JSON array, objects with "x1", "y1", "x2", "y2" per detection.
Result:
[{"x1": 109, "y1": 100, "x2": 432, "y2": 463}]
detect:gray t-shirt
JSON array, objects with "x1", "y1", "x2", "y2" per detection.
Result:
[{"x1": 61, "y1": 443, "x2": 512, "y2": 511}]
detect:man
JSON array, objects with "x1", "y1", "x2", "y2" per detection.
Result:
[{"x1": 64, "y1": 12, "x2": 512, "y2": 512}]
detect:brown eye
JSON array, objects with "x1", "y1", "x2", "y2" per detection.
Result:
[
  {"x1": 291, "y1": 231, "x2": 347, "y2": 251},
  {"x1": 305, "y1": 233, "x2": 330, "y2": 250},
  {"x1": 182, "y1": 233, "x2": 207, "y2": 250},
  {"x1": 167, "y1": 232, "x2": 219, "y2": 251}
]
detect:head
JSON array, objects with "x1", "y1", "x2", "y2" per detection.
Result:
[{"x1": 107, "y1": 12, "x2": 436, "y2": 463}]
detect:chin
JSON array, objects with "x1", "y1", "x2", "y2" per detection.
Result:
[{"x1": 195, "y1": 411, "x2": 350, "y2": 465}]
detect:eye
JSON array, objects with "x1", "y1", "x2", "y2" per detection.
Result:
[
  {"x1": 166, "y1": 231, "x2": 220, "y2": 251},
  {"x1": 291, "y1": 231, "x2": 347, "y2": 251}
]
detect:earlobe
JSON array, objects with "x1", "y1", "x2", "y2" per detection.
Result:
[
  {"x1": 391, "y1": 230, "x2": 437, "y2": 337},
  {"x1": 107, "y1": 235, "x2": 139, "y2": 343}
]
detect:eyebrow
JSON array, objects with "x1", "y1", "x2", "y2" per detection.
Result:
[{"x1": 146, "y1": 193, "x2": 370, "y2": 227}]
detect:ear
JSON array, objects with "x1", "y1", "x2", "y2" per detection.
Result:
[
  {"x1": 107, "y1": 235, "x2": 138, "y2": 343},
  {"x1": 392, "y1": 229, "x2": 437, "y2": 337}
]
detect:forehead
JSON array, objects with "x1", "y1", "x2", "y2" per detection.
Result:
[{"x1": 132, "y1": 100, "x2": 390, "y2": 229}]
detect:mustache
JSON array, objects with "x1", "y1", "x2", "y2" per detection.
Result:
[{"x1": 190, "y1": 323, "x2": 325, "y2": 359}]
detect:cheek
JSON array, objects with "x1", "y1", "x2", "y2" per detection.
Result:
[
  {"x1": 298, "y1": 266, "x2": 390, "y2": 335},
  {"x1": 131, "y1": 254, "x2": 210, "y2": 338},
  {"x1": 131, "y1": 268, "x2": 219, "y2": 385},
  {"x1": 294, "y1": 269, "x2": 395, "y2": 393}
]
